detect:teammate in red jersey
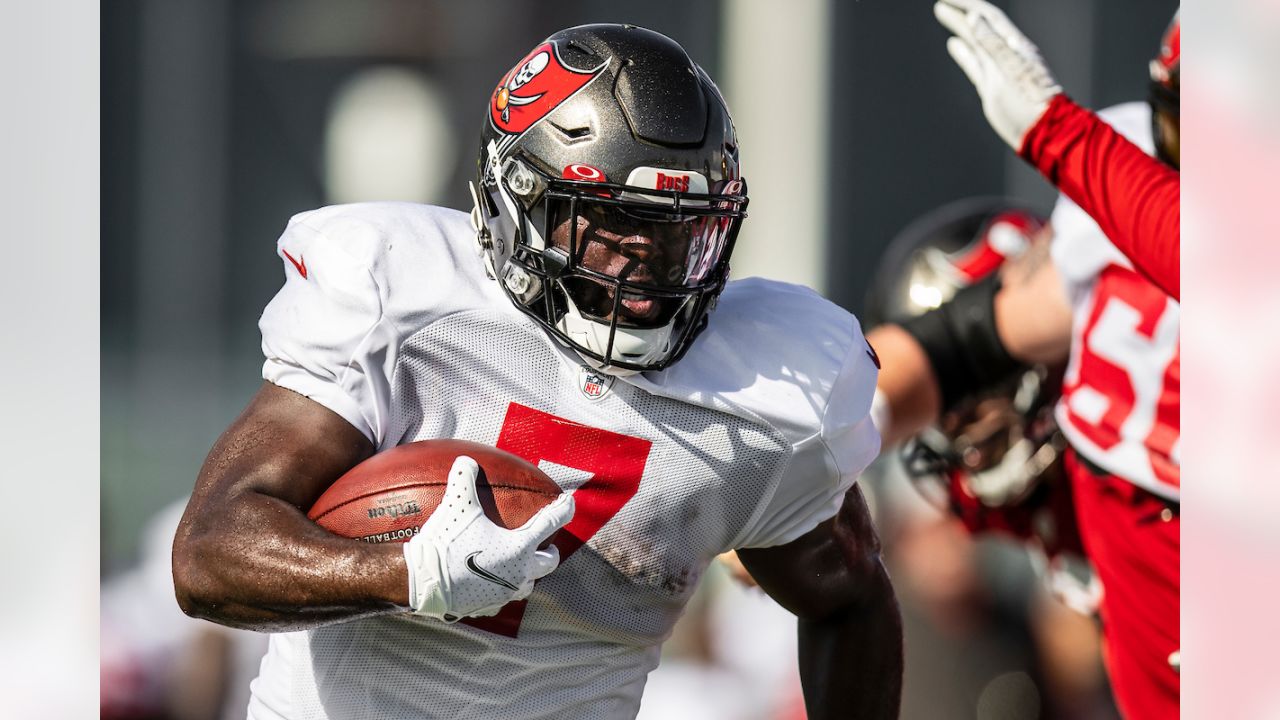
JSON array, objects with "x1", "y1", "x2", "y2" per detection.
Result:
[
  {"x1": 935, "y1": 0, "x2": 1180, "y2": 301},
  {"x1": 864, "y1": 10, "x2": 1181, "y2": 717}
]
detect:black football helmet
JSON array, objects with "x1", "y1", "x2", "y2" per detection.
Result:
[{"x1": 471, "y1": 24, "x2": 748, "y2": 373}]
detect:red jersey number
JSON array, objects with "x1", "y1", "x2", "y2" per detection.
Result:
[
  {"x1": 462, "y1": 402, "x2": 652, "y2": 637},
  {"x1": 1063, "y1": 265, "x2": 1179, "y2": 488}
]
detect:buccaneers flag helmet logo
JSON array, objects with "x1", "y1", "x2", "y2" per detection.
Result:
[{"x1": 490, "y1": 42, "x2": 607, "y2": 135}]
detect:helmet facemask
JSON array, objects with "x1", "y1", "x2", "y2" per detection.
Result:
[
  {"x1": 481, "y1": 153, "x2": 747, "y2": 372},
  {"x1": 901, "y1": 366, "x2": 1066, "y2": 511}
]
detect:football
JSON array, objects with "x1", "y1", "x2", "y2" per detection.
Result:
[{"x1": 308, "y1": 439, "x2": 563, "y2": 544}]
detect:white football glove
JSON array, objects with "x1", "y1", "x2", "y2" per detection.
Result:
[
  {"x1": 403, "y1": 455, "x2": 574, "y2": 621},
  {"x1": 934, "y1": 0, "x2": 1063, "y2": 150}
]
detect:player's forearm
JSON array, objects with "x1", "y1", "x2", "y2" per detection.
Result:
[
  {"x1": 797, "y1": 559, "x2": 903, "y2": 719},
  {"x1": 173, "y1": 491, "x2": 409, "y2": 632},
  {"x1": 1020, "y1": 95, "x2": 1180, "y2": 300},
  {"x1": 866, "y1": 324, "x2": 942, "y2": 447}
]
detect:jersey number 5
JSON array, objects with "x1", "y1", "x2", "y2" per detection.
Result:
[
  {"x1": 1064, "y1": 265, "x2": 1179, "y2": 488},
  {"x1": 462, "y1": 402, "x2": 653, "y2": 637}
]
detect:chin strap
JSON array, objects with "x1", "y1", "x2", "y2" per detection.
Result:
[
  {"x1": 575, "y1": 350, "x2": 640, "y2": 378},
  {"x1": 555, "y1": 289, "x2": 675, "y2": 373},
  {"x1": 468, "y1": 181, "x2": 499, "y2": 281}
]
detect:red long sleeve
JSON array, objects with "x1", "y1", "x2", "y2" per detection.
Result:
[{"x1": 1020, "y1": 95, "x2": 1180, "y2": 300}]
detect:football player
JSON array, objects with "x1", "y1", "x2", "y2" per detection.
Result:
[
  {"x1": 866, "y1": 197, "x2": 1115, "y2": 616},
  {"x1": 864, "y1": 199, "x2": 1083, "y2": 573},
  {"x1": 865, "y1": 200, "x2": 1121, "y2": 717},
  {"x1": 172, "y1": 24, "x2": 902, "y2": 720},
  {"x1": 867, "y1": 15, "x2": 1182, "y2": 719}
]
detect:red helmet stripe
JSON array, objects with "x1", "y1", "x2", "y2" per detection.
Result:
[
  {"x1": 1157, "y1": 13, "x2": 1181, "y2": 74},
  {"x1": 490, "y1": 43, "x2": 607, "y2": 136}
]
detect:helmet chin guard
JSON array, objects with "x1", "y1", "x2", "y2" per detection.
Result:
[
  {"x1": 473, "y1": 24, "x2": 747, "y2": 372},
  {"x1": 555, "y1": 296, "x2": 675, "y2": 375}
]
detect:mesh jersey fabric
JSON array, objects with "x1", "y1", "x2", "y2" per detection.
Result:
[
  {"x1": 1049, "y1": 103, "x2": 1180, "y2": 500},
  {"x1": 251, "y1": 202, "x2": 880, "y2": 720}
]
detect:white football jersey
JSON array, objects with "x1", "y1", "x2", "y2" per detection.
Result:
[
  {"x1": 248, "y1": 202, "x2": 881, "y2": 720},
  {"x1": 1050, "y1": 103, "x2": 1181, "y2": 501}
]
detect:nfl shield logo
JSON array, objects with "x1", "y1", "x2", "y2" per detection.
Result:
[{"x1": 578, "y1": 366, "x2": 614, "y2": 400}]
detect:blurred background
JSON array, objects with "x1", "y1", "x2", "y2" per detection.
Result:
[{"x1": 101, "y1": 1, "x2": 1175, "y2": 718}]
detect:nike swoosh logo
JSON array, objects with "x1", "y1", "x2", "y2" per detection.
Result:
[
  {"x1": 465, "y1": 551, "x2": 519, "y2": 592},
  {"x1": 282, "y1": 249, "x2": 308, "y2": 279}
]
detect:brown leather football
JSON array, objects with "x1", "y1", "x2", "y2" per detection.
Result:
[{"x1": 308, "y1": 439, "x2": 562, "y2": 543}]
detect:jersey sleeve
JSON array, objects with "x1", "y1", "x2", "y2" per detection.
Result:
[
  {"x1": 1021, "y1": 95, "x2": 1180, "y2": 300},
  {"x1": 258, "y1": 212, "x2": 401, "y2": 444},
  {"x1": 1048, "y1": 189, "x2": 1121, "y2": 293},
  {"x1": 732, "y1": 323, "x2": 882, "y2": 550}
]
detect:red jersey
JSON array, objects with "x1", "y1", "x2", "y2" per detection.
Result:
[
  {"x1": 1022, "y1": 94, "x2": 1180, "y2": 301},
  {"x1": 1047, "y1": 103, "x2": 1180, "y2": 502}
]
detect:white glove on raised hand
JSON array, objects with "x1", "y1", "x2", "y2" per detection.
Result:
[
  {"x1": 403, "y1": 455, "x2": 574, "y2": 621},
  {"x1": 934, "y1": 0, "x2": 1063, "y2": 150}
]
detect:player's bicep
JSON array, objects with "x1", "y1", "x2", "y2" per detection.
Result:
[
  {"x1": 737, "y1": 485, "x2": 882, "y2": 620},
  {"x1": 188, "y1": 382, "x2": 373, "y2": 513},
  {"x1": 994, "y1": 224, "x2": 1073, "y2": 365},
  {"x1": 867, "y1": 323, "x2": 942, "y2": 447}
]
